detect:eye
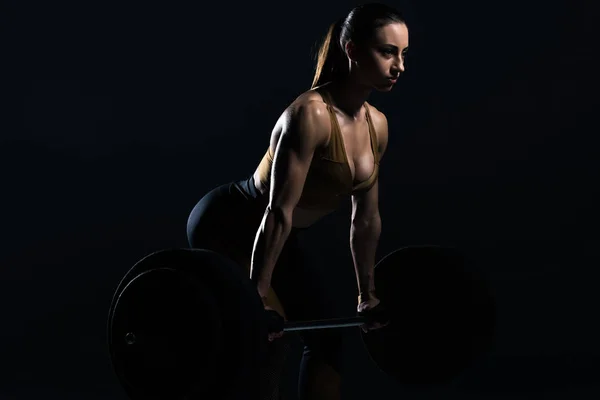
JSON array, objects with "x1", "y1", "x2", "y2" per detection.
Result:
[{"x1": 380, "y1": 48, "x2": 396, "y2": 57}]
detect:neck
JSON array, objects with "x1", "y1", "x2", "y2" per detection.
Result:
[{"x1": 327, "y1": 74, "x2": 372, "y2": 120}]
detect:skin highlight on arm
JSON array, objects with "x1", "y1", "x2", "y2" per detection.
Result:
[{"x1": 250, "y1": 100, "x2": 330, "y2": 303}]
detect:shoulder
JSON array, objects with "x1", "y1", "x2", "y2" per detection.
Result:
[
  {"x1": 365, "y1": 102, "x2": 389, "y2": 153},
  {"x1": 279, "y1": 90, "x2": 332, "y2": 145},
  {"x1": 365, "y1": 102, "x2": 388, "y2": 135},
  {"x1": 289, "y1": 90, "x2": 331, "y2": 121}
]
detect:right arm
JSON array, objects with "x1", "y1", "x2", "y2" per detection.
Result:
[{"x1": 250, "y1": 101, "x2": 329, "y2": 303}]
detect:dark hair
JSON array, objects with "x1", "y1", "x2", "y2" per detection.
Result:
[{"x1": 311, "y1": 3, "x2": 406, "y2": 89}]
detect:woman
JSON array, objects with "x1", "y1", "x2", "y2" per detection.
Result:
[{"x1": 187, "y1": 3, "x2": 409, "y2": 399}]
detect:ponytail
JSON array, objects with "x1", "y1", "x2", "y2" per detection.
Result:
[{"x1": 310, "y1": 18, "x2": 347, "y2": 89}]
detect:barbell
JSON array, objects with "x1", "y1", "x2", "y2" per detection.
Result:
[{"x1": 107, "y1": 245, "x2": 496, "y2": 400}]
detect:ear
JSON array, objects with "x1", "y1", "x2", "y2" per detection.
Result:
[{"x1": 345, "y1": 40, "x2": 359, "y2": 62}]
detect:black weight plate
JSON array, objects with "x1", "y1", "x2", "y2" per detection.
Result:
[{"x1": 361, "y1": 246, "x2": 496, "y2": 386}]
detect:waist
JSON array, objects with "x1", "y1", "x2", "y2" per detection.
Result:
[
  {"x1": 234, "y1": 174, "x2": 264, "y2": 201},
  {"x1": 245, "y1": 173, "x2": 335, "y2": 229}
]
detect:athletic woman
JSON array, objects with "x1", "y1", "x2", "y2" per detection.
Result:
[{"x1": 187, "y1": 3, "x2": 409, "y2": 399}]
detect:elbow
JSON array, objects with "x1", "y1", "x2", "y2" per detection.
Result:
[
  {"x1": 351, "y1": 212, "x2": 381, "y2": 231},
  {"x1": 266, "y1": 204, "x2": 294, "y2": 230}
]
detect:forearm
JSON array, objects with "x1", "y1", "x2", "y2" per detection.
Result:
[
  {"x1": 350, "y1": 213, "x2": 381, "y2": 300},
  {"x1": 250, "y1": 206, "x2": 293, "y2": 303}
]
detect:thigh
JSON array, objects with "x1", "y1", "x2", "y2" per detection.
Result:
[
  {"x1": 187, "y1": 180, "x2": 288, "y2": 317},
  {"x1": 272, "y1": 234, "x2": 345, "y2": 366},
  {"x1": 272, "y1": 232, "x2": 337, "y2": 320},
  {"x1": 186, "y1": 182, "x2": 263, "y2": 268}
]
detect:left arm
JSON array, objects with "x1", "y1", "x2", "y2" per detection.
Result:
[
  {"x1": 350, "y1": 110, "x2": 389, "y2": 303},
  {"x1": 350, "y1": 179, "x2": 382, "y2": 302}
]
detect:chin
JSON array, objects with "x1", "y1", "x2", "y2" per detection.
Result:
[{"x1": 373, "y1": 83, "x2": 394, "y2": 92}]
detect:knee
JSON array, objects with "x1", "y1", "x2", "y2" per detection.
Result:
[
  {"x1": 298, "y1": 333, "x2": 344, "y2": 398},
  {"x1": 301, "y1": 344, "x2": 343, "y2": 376},
  {"x1": 298, "y1": 350, "x2": 341, "y2": 400},
  {"x1": 300, "y1": 331, "x2": 345, "y2": 374}
]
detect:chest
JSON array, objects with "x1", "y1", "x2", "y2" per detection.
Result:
[
  {"x1": 302, "y1": 112, "x2": 377, "y2": 201},
  {"x1": 331, "y1": 111, "x2": 376, "y2": 185}
]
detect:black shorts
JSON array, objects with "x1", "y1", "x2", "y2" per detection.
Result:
[{"x1": 186, "y1": 175, "x2": 344, "y2": 372}]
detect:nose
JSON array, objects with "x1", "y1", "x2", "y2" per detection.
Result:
[{"x1": 391, "y1": 58, "x2": 404, "y2": 76}]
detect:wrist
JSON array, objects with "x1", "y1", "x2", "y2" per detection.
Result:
[
  {"x1": 358, "y1": 289, "x2": 376, "y2": 303},
  {"x1": 257, "y1": 284, "x2": 270, "y2": 306},
  {"x1": 358, "y1": 280, "x2": 376, "y2": 296}
]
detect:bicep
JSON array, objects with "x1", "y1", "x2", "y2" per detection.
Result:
[{"x1": 269, "y1": 102, "x2": 328, "y2": 214}]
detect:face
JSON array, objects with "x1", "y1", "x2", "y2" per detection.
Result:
[{"x1": 347, "y1": 22, "x2": 409, "y2": 92}]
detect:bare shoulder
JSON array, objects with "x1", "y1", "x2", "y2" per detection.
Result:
[
  {"x1": 277, "y1": 90, "x2": 331, "y2": 145},
  {"x1": 290, "y1": 89, "x2": 331, "y2": 120},
  {"x1": 365, "y1": 102, "x2": 388, "y2": 134},
  {"x1": 289, "y1": 90, "x2": 330, "y2": 118},
  {"x1": 365, "y1": 102, "x2": 389, "y2": 153}
]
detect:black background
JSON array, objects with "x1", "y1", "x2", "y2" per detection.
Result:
[{"x1": 1, "y1": 0, "x2": 598, "y2": 398}]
